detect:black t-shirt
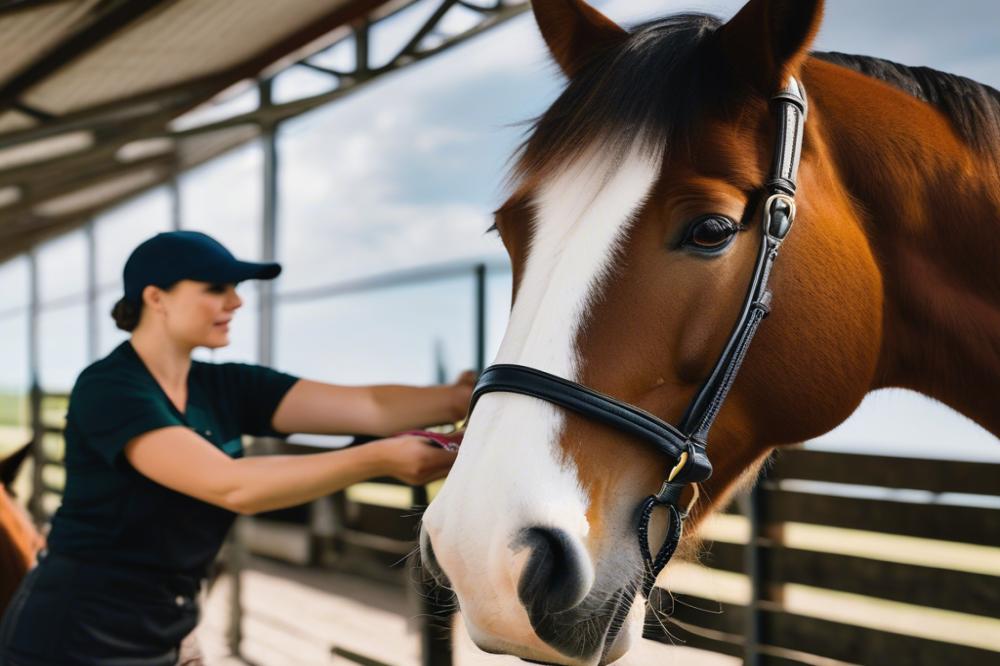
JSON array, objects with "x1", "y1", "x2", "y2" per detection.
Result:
[{"x1": 46, "y1": 340, "x2": 299, "y2": 578}]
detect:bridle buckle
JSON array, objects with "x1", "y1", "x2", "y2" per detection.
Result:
[
  {"x1": 764, "y1": 193, "x2": 796, "y2": 242},
  {"x1": 667, "y1": 450, "x2": 689, "y2": 483},
  {"x1": 652, "y1": 450, "x2": 690, "y2": 503}
]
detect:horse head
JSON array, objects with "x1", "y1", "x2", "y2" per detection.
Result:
[{"x1": 421, "y1": 0, "x2": 999, "y2": 663}]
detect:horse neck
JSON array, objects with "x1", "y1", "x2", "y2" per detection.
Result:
[{"x1": 804, "y1": 58, "x2": 1000, "y2": 437}]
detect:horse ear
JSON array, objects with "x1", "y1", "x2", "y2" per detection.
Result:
[
  {"x1": 531, "y1": 0, "x2": 628, "y2": 78},
  {"x1": 718, "y1": 0, "x2": 824, "y2": 93},
  {"x1": 0, "y1": 442, "x2": 32, "y2": 491}
]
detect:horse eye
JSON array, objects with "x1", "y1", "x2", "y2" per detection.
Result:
[{"x1": 683, "y1": 216, "x2": 739, "y2": 252}]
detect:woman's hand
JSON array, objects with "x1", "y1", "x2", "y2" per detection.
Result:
[
  {"x1": 369, "y1": 435, "x2": 458, "y2": 485},
  {"x1": 449, "y1": 370, "x2": 478, "y2": 421}
]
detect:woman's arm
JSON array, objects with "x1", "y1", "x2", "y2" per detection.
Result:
[
  {"x1": 124, "y1": 427, "x2": 456, "y2": 515},
  {"x1": 271, "y1": 372, "x2": 475, "y2": 436}
]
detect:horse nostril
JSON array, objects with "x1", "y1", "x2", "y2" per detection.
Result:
[{"x1": 516, "y1": 527, "x2": 590, "y2": 614}]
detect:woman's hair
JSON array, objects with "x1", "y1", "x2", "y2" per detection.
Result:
[
  {"x1": 111, "y1": 282, "x2": 177, "y2": 332},
  {"x1": 111, "y1": 297, "x2": 142, "y2": 332}
]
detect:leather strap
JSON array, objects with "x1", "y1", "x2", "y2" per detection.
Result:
[
  {"x1": 470, "y1": 364, "x2": 713, "y2": 483},
  {"x1": 467, "y1": 77, "x2": 808, "y2": 598},
  {"x1": 680, "y1": 77, "x2": 806, "y2": 435}
]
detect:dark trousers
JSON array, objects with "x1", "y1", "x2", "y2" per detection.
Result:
[{"x1": 0, "y1": 553, "x2": 200, "y2": 666}]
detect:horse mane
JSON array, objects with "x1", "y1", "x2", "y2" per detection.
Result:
[
  {"x1": 511, "y1": 13, "x2": 726, "y2": 188},
  {"x1": 814, "y1": 51, "x2": 1000, "y2": 162},
  {"x1": 512, "y1": 12, "x2": 1000, "y2": 190}
]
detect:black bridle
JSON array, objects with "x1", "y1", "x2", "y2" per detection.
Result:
[{"x1": 468, "y1": 78, "x2": 807, "y2": 600}]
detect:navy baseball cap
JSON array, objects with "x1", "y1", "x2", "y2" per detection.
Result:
[{"x1": 123, "y1": 231, "x2": 281, "y2": 305}]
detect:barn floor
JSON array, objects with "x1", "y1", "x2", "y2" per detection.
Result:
[{"x1": 198, "y1": 556, "x2": 738, "y2": 666}]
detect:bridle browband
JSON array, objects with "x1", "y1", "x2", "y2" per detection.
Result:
[{"x1": 467, "y1": 78, "x2": 808, "y2": 600}]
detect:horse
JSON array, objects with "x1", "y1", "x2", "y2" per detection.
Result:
[
  {"x1": 1, "y1": 443, "x2": 44, "y2": 616},
  {"x1": 418, "y1": 0, "x2": 1000, "y2": 663}
]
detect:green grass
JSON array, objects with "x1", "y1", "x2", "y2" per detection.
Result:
[
  {"x1": 0, "y1": 391, "x2": 29, "y2": 456},
  {"x1": 0, "y1": 390, "x2": 27, "y2": 427}
]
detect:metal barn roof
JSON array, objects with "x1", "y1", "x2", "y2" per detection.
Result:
[
  {"x1": 0, "y1": 0, "x2": 529, "y2": 263},
  {"x1": 0, "y1": 0, "x2": 400, "y2": 261}
]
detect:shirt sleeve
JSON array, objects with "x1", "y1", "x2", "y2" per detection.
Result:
[
  {"x1": 220, "y1": 363, "x2": 300, "y2": 437},
  {"x1": 68, "y1": 371, "x2": 185, "y2": 468}
]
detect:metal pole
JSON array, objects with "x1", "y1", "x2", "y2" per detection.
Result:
[
  {"x1": 259, "y1": 80, "x2": 278, "y2": 367},
  {"x1": 354, "y1": 18, "x2": 370, "y2": 80},
  {"x1": 474, "y1": 264, "x2": 486, "y2": 373},
  {"x1": 26, "y1": 250, "x2": 44, "y2": 524},
  {"x1": 742, "y1": 477, "x2": 767, "y2": 665},
  {"x1": 169, "y1": 172, "x2": 181, "y2": 231},
  {"x1": 411, "y1": 484, "x2": 453, "y2": 666},
  {"x1": 224, "y1": 80, "x2": 281, "y2": 660},
  {"x1": 85, "y1": 219, "x2": 98, "y2": 362}
]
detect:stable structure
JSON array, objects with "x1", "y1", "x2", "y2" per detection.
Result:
[
  {"x1": 0, "y1": 2, "x2": 529, "y2": 664},
  {"x1": 4, "y1": 3, "x2": 999, "y2": 666},
  {"x1": 0, "y1": 0, "x2": 528, "y2": 259}
]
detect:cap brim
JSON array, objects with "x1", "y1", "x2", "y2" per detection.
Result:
[
  {"x1": 221, "y1": 260, "x2": 282, "y2": 283},
  {"x1": 186, "y1": 259, "x2": 282, "y2": 285}
]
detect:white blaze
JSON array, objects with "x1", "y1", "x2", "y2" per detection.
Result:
[{"x1": 423, "y1": 145, "x2": 660, "y2": 647}]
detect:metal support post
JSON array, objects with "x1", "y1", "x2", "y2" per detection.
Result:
[
  {"x1": 85, "y1": 218, "x2": 98, "y2": 362},
  {"x1": 411, "y1": 484, "x2": 454, "y2": 666},
  {"x1": 169, "y1": 172, "x2": 182, "y2": 231},
  {"x1": 474, "y1": 264, "x2": 486, "y2": 373},
  {"x1": 742, "y1": 474, "x2": 768, "y2": 665},
  {"x1": 26, "y1": 250, "x2": 44, "y2": 523}
]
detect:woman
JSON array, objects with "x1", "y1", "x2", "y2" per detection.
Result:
[{"x1": 0, "y1": 231, "x2": 468, "y2": 666}]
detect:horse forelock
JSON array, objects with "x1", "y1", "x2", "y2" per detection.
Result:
[{"x1": 507, "y1": 13, "x2": 727, "y2": 199}]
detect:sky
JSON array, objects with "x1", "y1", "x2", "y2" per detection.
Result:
[
  {"x1": 268, "y1": 0, "x2": 1000, "y2": 461},
  {"x1": 0, "y1": 0, "x2": 997, "y2": 461}
]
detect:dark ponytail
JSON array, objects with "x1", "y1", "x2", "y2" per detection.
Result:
[{"x1": 111, "y1": 297, "x2": 141, "y2": 332}]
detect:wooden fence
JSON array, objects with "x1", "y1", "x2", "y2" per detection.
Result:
[
  {"x1": 643, "y1": 448, "x2": 1000, "y2": 666},
  {"x1": 21, "y1": 388, "x2": 1000, "y2": 666}
]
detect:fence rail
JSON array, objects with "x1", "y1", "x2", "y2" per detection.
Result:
[
  {"x1": 17, "y1": 387, "x2": 1000, "y2": 666},
  {"x1": 14, "y1": 252, "x2": 999, "y2": 665},
  {"x1": 643, "y1": 447, "x2": 1000, "y2": 666}
]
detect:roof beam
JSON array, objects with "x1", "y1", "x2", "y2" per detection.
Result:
[
  {"x1": 0, "y1": 153, "x2": 173, "y2": 225},
  {"x1": 0, "y1": 101, "x2": 195, "y2": 187},
  {"x1": 0, "y1": 0, "x2": 177, "y2": 114},
  {"x1": 0, "y1": 0, "x2": 69, "y2": 17},
  {"x1": 0, "y1": 0, "x2": 393, "y2": 149},
  {"x1": 0, "y1": 74, "x2": 220, "y2": 150},
  {"x1": 0, "y1": 0, "x2": 533, "y2": 256},
  {"x1": 1, "y1": 213, "x2": 86, "y2": 260},
  {"x1": 11, "y1": 101, "x2": 55, "y2": 122},
  {"x1": 170, "y1": 0, "x2": 530, "y2": 138}
]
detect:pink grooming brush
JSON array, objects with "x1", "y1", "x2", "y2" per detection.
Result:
[{"x1": 400, "y1": 430, "x2": 463, "y2": 451}]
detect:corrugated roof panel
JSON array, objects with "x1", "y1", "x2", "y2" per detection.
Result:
[
  {"x1": 0, "y1": 0, "x2": 101, "y2": 90},
  {"x1": 0, "y1": 130, "x2": 92, "y2": 169},
  {"x1": 23, "y1": 0, "x2": 351, "y2": 114},
  {"x1": 0, "y1": 111, "x2": 36, "y2": 133},
  {"x1": 0, "y1": 186, "x2": 21, "y2": 208},
  {"x1": 177, "y1": 124, "x2": 259, "y2": 168},
  {"x1": 34, "y1": 167, "x2": 163, "y2": 217}
]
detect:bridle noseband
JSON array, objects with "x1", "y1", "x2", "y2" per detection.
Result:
[{"x1": 468, "y1": 78, "x2": 808, "y2": 600}]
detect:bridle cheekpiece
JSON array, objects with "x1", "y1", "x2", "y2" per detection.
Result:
[{"x1": 468, "y1": 77, "x2": 808, "y2": 601}]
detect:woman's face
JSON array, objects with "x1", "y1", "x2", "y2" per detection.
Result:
[{"x1": 155, "y1": 280, "x2": 243, "y2": 349}]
